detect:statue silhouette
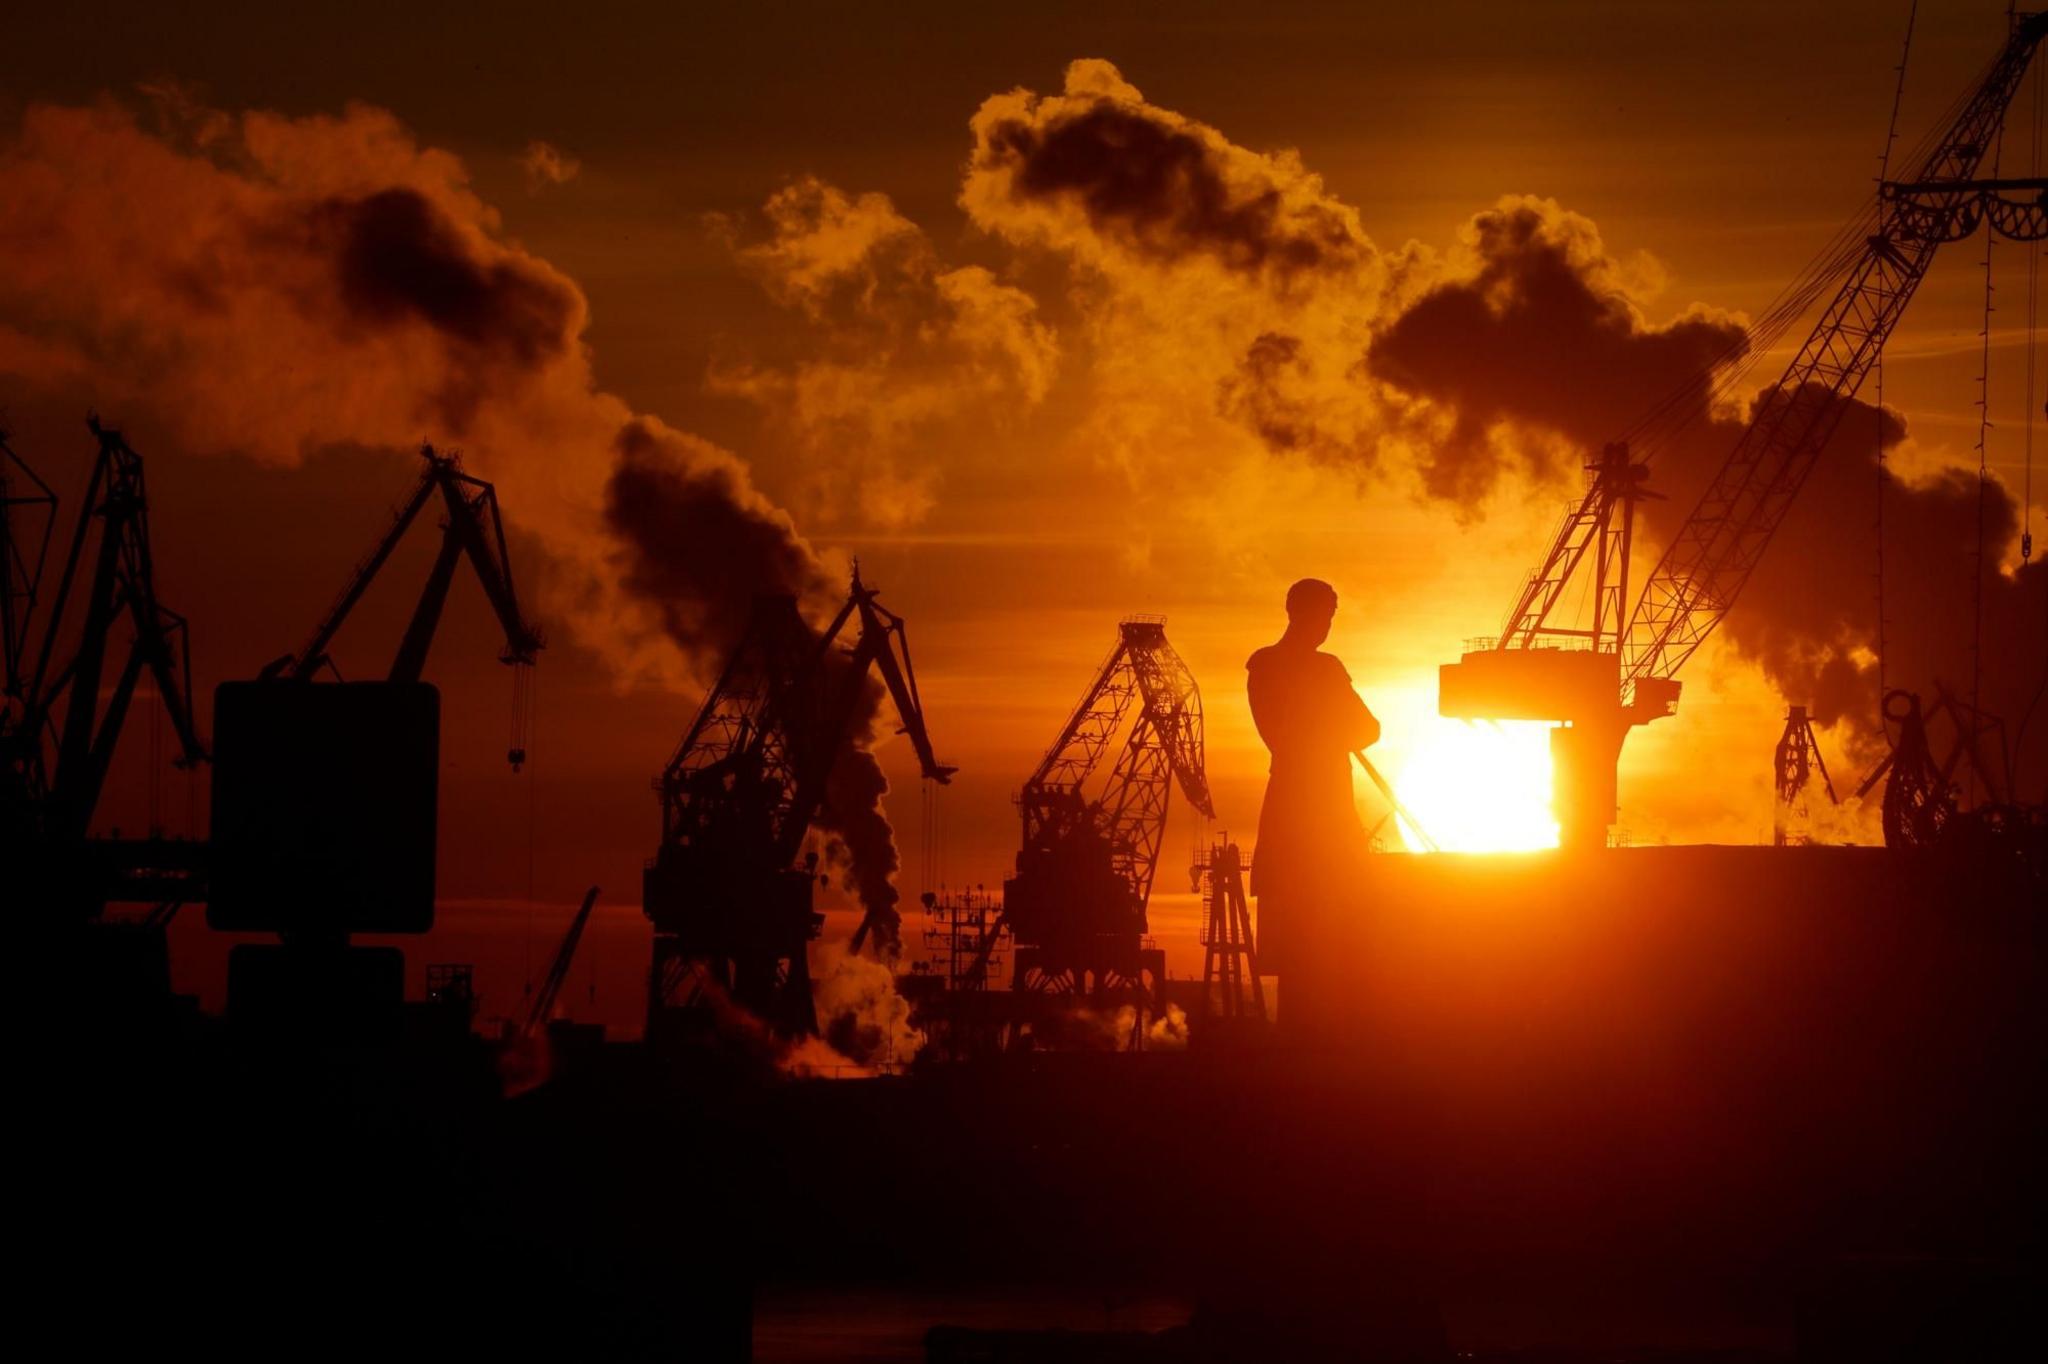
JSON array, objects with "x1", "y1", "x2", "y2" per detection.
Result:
[{"x1": 1247, "y1": 579, "x2": 1379, "y2": 978}]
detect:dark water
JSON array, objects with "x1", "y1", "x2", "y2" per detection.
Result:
[{"x1": 755, "y1": 1288, "x2": 1193, "y2": 1363}]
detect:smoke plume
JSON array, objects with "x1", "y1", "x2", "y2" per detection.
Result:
[
  {"x1": 0, "y1": 91, "x2": 919, "y2": 930},
  {"x1": 812, "y1": 937, "x2": 926, "y2": 1067},
  {"x1": 817, "y1": 705, "x2": 905, "y2": 951},
  {"x1": 964, "y1": 59, "x2": 1371, "y2": 286},
  {"x1": 956, "y1": 59, "x2": 1404, "y2": 503},
  {"x1": 1362, "y1": 196, "x2": 2046, "y2": 786},
  {"x1": 710, "y1": 176, "x2": 1057, "y2": 530},
  {"x1": 1367, "y1": 197, "x2": 1747, "y2": 505},
  {"x1": 602, "y1": 416, "x2": 832, "y2": 660}
]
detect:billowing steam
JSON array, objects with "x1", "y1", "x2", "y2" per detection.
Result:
[
  {"x1": 710, "y1": 176, "x2": 1057, "y2": 530},
  {"x1": 602, "y1": 417, "x2": 832, "y2": 658},
  {"x1": 1364, "y1": 197, "x2": 2045, "y2": 782},
  {"x1": 0, "y1": 92, "x2": 919, "y2": 936},
  {"x1": 1366, "y1": 198, "x2": 1748, "y2": 505},
  {"x1": 6, "y1": 54, "x2": 2040, "y2": 933},
  {"x1": 812, "y1": 938, "x2": 925, "y2": 1067},
  {"x1": 964, "y1": 59, "x2": 1372, "y2": 286}
]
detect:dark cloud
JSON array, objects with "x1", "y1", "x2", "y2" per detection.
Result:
[
  {"x1": 1369, "y1": 197, "x2": 2044, "y2": 788},
  {"x1": 1217, "y1": 331, "x2": 1372, "y2": 467},
  {"x1": 603, "y1": 421, "x2": 916, "y2": 937},
  {"x1": 295, "y1": 187, "x2": 578, "y2": 429},
  {"x1": 320, "y1": 188, "x2": 575, "y2": 367},
  {"x1": 1368, "y1": 198, "x2": 1745, "y2": 503},
  {"x1": 602, "y1": 417, "x2": 830, "y2": 662},
  {"x1": 1667, "y1": 393, "x2": 2047, "y2": 786},
  {"x1": 973, "y1": 92, "x2": 1367, "y2": 280}
]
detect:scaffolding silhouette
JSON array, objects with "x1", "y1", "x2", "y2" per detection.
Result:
[
  {"x1": 1191, "y1": 836, "x2": 1263, "y2": 1021},
  {"x1": 904, "y1": 887, "x2": 1008, "y2": 1061}
]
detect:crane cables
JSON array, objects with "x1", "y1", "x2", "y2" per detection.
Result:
[
  {"x1": 2025, "y1": 42, "x2": 2043, "y2": 567},
  {"x1": 1969, "y1": 62, "x2": 2010, "y2": 799},
  {"x1": 1609, "y1": 210, "x2": 1872, "y2": 468},
  {"x1": 1607, "y1": 24, "x2": 2011, "y2": 476},
  {"x1": 1876, "y1": 0, "x2": 1920, "y2": 700}
]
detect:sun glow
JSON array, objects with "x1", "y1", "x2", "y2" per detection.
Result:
[{"x1": 1386, "y1": 715, "x2": 1560, "y2": 853}]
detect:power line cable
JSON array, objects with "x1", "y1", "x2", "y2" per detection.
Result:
[{"x1": 1875, "y1": 0, "x2": 1919, "y2": 700}]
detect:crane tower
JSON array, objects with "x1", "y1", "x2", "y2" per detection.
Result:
[
  {"x1": 644, "y1": 570, "x2": 953, "y2": 1041},
  {"x1": 1004, "y1": 617, "x2": 1213, "y2": 1036},
  {"x1": 1440, "y1": 12, "x2": 2048, "y2": 847}
]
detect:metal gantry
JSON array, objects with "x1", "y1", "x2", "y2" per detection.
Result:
[
  {"x1": 1004, "y1": 617, "x2": 1213, "y2": 1035},
  {"x1": 1192, "y1": 836, "x2": 1262, "y2": 1023},
  {"x1": 2, "y1": 418, "x2": 208, "y2": 917},
  {"x1": 259, "y1": 442, "x2": 543, "y2": 764},
  {"x1": 526, "y1": 885, "x2": 601, "y2": 1038},
  {"x1": 1442, "y1": 11, "x2": 2048, "y2": 848},
  {"x1": 643, "y1": 569, "x2": 953, "y2": 1040}
]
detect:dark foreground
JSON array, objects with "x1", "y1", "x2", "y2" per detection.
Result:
[{"x1": 25, "y1": 846, "x2": 2045, "y2": 1361}]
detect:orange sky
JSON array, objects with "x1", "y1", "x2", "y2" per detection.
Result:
[{"x1": 3, "y1": 1, "x2": 2043, "y2": 1029}]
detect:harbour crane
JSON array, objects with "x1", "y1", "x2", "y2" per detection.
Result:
[
  {"x1": 207, "y1": 441, "x2": 544, "y2": 945},
  {"x1": 2, "y1": 418, "x2": 208, "y2": 916},
  {"x1": 258, "y1": 441, "x2": 542, "y2": 767},
  {"x1": 1192, "y1": 835, "x2": 1262, "y2": 1022},
  {"x1": 643, "y1": 568, "x2": 953, "y2": 1040},
  {"x1": 1002, "y1": 616, "x2": 1213, "y2": 1035},
  {"x1": 1441, "y1": 12, "x2": 2048, "y2": 848}
]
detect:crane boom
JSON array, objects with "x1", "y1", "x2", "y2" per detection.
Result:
[
  {"x1": 1005, "y1": 616, "x2": 1212, "y2": 1019},
  {"x1": 1623, "y1": 11, "x2": 2046, "y2": 691},
  {"x1": 266, "y1": 442, "x2": 543, "y2": 684},
  {"x1": 2, "y1": 419, "x2": 208, "y2": 917},
  {"x1": 2, "y1": 429, "x2": 57, "y2": 702},
  {"x1": 1442, "y1": 11, "x2": 2047, "y2": 848}
]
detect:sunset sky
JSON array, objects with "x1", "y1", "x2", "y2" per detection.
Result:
[{"x1": 4, "y1": 1, "x2": 2042, "y2": 1030}]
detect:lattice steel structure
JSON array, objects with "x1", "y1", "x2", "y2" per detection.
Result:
[
  {"x1": 2, "y1": 419, "x2": 208, "y2": 917},
  {"x1": 1442, "y1": 12, "x2": 2047, "y2": 848},
  {"x1": 644, "y1": 570, "x2": 953, "y2": 1040},
  {"x1": 1192, "y1": 836, "x2": 1262, "y2": 1022},
  {"x1": 1004, "y1": 617, "x2": 1213, "y2": 1027}
]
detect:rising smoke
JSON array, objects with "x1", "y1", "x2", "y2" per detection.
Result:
[
  {"x1": 0, "y1": 92, "x2": 922, "y2": 933},
  {"x1": 1366, "y1": 198, "x2": 2045, "y2": 780},
  {"x1": 5, "y1": 55, "x2": 2040, "y2": 950},
  {"x1": 957, "y1": 61, "x2": 2042, "y2": 794},
  {"x1": 710, "y1": 176, "x2": 1058, "y2": 530}
]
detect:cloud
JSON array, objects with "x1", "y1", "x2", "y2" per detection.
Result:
[
  {"x1": 1354, "y1": 195, "x2": 2043, "y2": 786},
  {"x1": 602, "y1": 416, "x2": 832, "y2": 661},
  {"x1": 1216, "y1": 331, "x2": 1375, "y2": 467},
  {"x1": 1683, "y1": 394, "x2": 2047, "y2": 787},
  {"x1": 963, "y1": 59, "x2": 1370, "y2": 285},
  {"x1": 956, "y1": 60, "x2": 1406, "y2": 512},
  {"x1": 710, "y1": 176, "x2": 1058, "y2": 530},
  {"x1": 1367, "y1": 196, "x2": 1747, "y2": 504},
  {"x1": 0, "y1": 90, "x2": 919, "y2": 947}
]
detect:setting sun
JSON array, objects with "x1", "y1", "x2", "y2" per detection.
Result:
[{"x1": 1388, "y1": 716, "x2": 1560, "y2": 853}]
